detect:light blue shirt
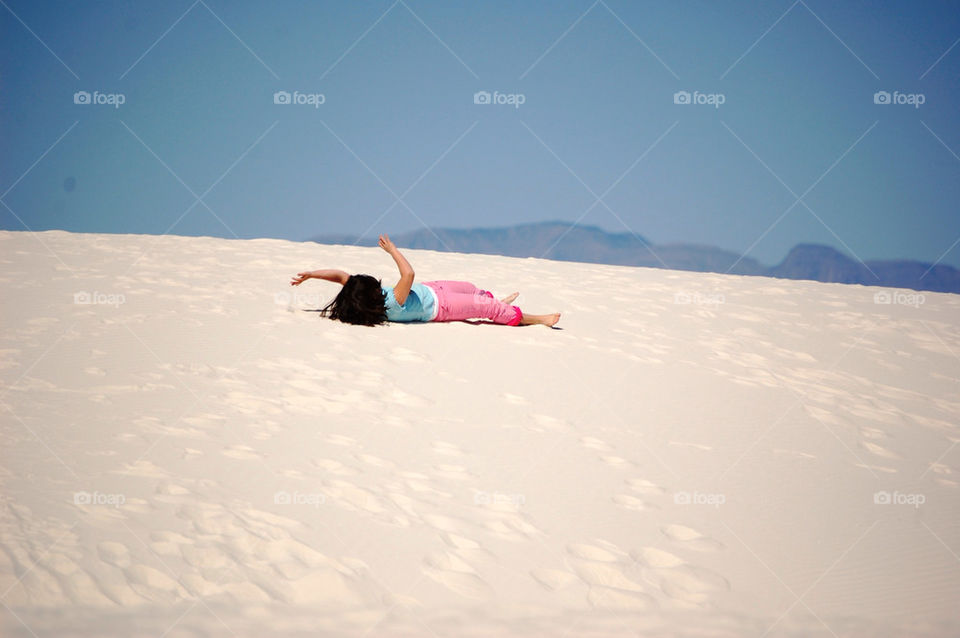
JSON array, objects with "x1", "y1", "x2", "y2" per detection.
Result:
[{"x1": 382, "y1": 283, "x2": 438, "y2": 322}]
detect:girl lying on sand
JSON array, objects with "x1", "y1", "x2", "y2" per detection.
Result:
[{"x1": 290, "y1": 234, "x2": 561, "y2": 328}]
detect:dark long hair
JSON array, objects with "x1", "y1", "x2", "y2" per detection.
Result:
[{"x1": 319, "y1": 274, "x2": 388, "y2": 326}]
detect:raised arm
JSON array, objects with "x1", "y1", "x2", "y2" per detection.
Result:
[
  {"x1": 290, "y1": 269, "x2": 349, "y2": 286},
  {"x1": 379, "y1": 234, "x2": 414, "y2": 305}
]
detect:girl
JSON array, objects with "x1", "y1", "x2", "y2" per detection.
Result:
[{"x1": 290, "y1": 234, "x2": 561, "y2": 328}]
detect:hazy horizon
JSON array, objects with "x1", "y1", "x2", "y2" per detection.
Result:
[{"x1": 2, "y1": 1, "x2": 959, "y2": 268}]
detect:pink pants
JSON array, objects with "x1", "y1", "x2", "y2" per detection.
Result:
[{"x1": 423, "y1": 280, "x2": 523, "y2": 326}]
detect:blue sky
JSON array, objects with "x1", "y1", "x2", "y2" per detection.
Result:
[{"x1": 2, "y1": 0, "x2": 959, "y2": 267}]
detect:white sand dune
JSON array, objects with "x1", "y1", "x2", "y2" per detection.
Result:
[{"x1": 1, "y1": 229, "x2": 959, "y2": 637}]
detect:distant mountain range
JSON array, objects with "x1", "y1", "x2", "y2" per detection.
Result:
[{"x1": 307, "y1": 221, "x2": 960, "y2": 294}]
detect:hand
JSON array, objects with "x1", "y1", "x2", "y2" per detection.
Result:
[
  {"x1": 290, "y1": 271, "x2": 312, "y2": 286},
  {"x1": 378, "y1": 234, "x2": 397, "y2": 253}
]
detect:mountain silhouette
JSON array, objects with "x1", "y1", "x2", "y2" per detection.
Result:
[{"x1": 307, "y1": 222, "x2": 959, "y2": 293}]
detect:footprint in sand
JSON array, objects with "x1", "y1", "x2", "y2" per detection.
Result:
[
  {"x1": 434, "y1": 464, "x2": 472, "y2": 481},
  {"x1": 630, "y1": 547, "x2": 730, "y2": 605},
  {"x1": 531, "y1": 567, "x2": 578, "y2": 591},
  {"x1": 580, "y1": 437, "x2": 612, "y2": 452},
  {"x1": 149, "y1": 530, "x2": 194, "y2": 557},
  {"x1": 651, "y1": 565, "x2": 731, "y2": 605},
  {"x1": 404, "y1": 476, "x2": 453, "y2": 499},
  {"x1": 353, "y1": 453, "x2": 395, "y2": 470},
  {"x1": 222, "y1": 445, "x2": 262, "y2": 460},
  {"x1": 326, "y1": 434, "x2": 357, "y2": 447},
  {"x1": 181, "y1": 543, "x2": 232, "y2": 570},
  {"x1": 567, "y1": 542, "x2": 625, "y2": 562},
  {"x1": 431, "y1": 441, "x2": 464, "y2": 457},
  {"x1": 502, "y1": 392, "x2": 528, "y2": 405},
  {"x1": 563, "y1": 542, "x2": 656, "y2": 610},
  {"x1": 312, "y1": 458, "x2": 359, "y2": 476},
  {"x1": 322, "y1": 479, "x2": 386, "y2": 515},
  {"x1": 111, "y1": 459, "x2": 170, "y2": 479},
  {"x1": 384, "y1": 490, "x2": 419, "y2": 517},
  {"x1": 854, "y1": 462, "x2": 898, "y2": 474},
  {"x1": 859, "y1": 440, "x2": 902, "y2": 460},
  {"x1": 625, "y1": 478, "x2": 668, "y2": 496},
  {"x1": 439, "y1": 531, "x2": 487, "y2": 559},
  {"x1": 859, "y1": 426, "x2": 887, "y2": 440},
  {"x1": 482, "y1": 515, "x2": 543, "y2": 541},
  {"x1": 97, "y1": 541, "x2": 132, "y2": 568},
  {"x1": 422, "y1": 551, "x2": 493, "y2": 600},
  {"x1": 384, "y1": 387, "x2": 430, "y2": 408},
  {"x1": 124, "y1": 564, "x2": 191, "y2": 604},
  {"x1": 599, "y1": 455, "x2": 631, "y2": 468},
  {"x1": 660, "y1": 524, "x2": 725, "y2": 552},
  {"x1": 668, "y1": 441, "x2": 713, "y2": 451},
  {"x1": 586, "y1": 586, "x2": 657, "y2": 610},
  {"x1": 928, "y1": 463, "x2": 958, "y2": 488},
  {"x1": 529, "y1": 413, "x2": 565, "y2": 432},
  {"x1": 631, "y1": 547, "x2": 685, "y2": 569},
  {"x1": 773, "y1": 448, "x2": 817, "y2": 460},
  {"x1": 423, "y1": 513, "x2": 461, "y2": 533},
  {"x1": 612, "y1": 494, "x2": 658, "y2": 511},
  {"x1": 332, "y1": 482, "x2": 413, "y2": 525},
  {"x1": 153, "y1": 482, "x2": 191, "y2": 504}
]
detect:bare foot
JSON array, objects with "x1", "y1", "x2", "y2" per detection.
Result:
[
  {"x1": 519, "y1": 312, "x2": 561, "y2": 327},
  {"x1": 501, "y1": 292, "x2": 519, "y2": 304}
]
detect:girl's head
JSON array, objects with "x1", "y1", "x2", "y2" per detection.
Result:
[{"x1": 319, "y1": 274, "x2": 388, "y2": 326}]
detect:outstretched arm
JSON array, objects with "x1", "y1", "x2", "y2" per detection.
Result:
[
  {"x1": 379, "y1": 234, "x2": 414, "y2": 305},
  {"x1": 290, "y1": 269, "x2": 349, "y2": 286}
]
